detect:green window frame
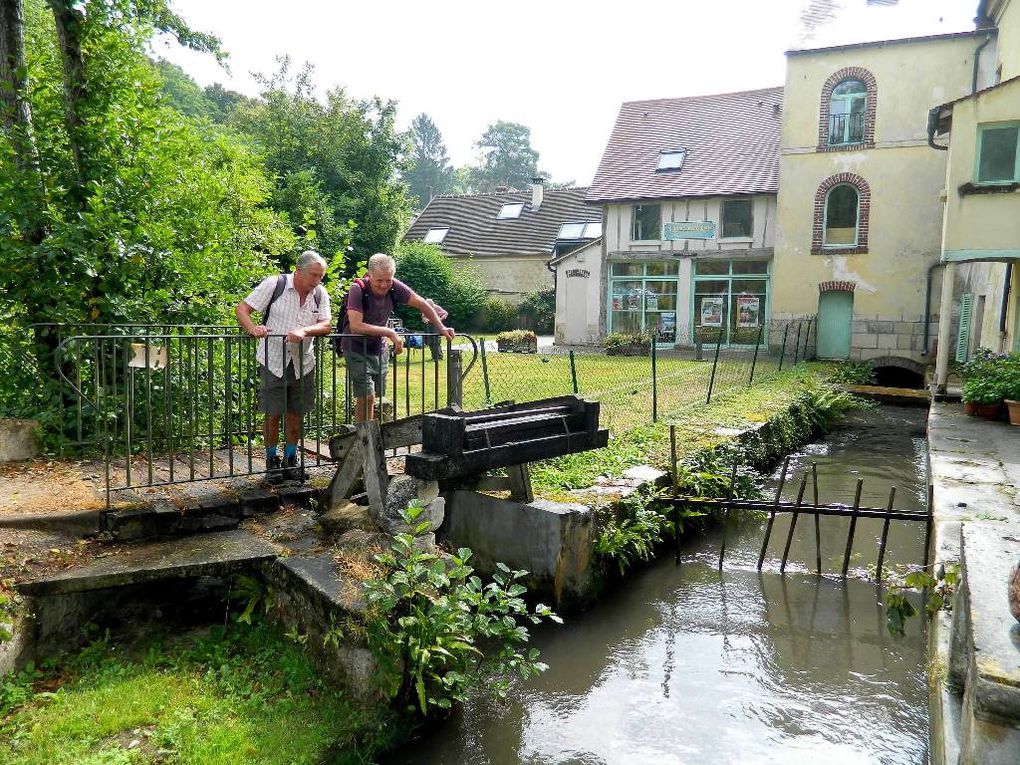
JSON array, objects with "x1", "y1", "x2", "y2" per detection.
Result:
[
  {"x1": 608, "y1": 260, "x2": 680, "y2": 344},
  {"x1": 976, "y1": 123, "x2": 1020, "y2": 184},
  {"x1": 828, "y1": 80, "x2": 867, "y2": 146},
  {"x1": 691, "y1": 258, "x2": 771, "y2": 347},
  {"x1": 631, "y1": 203, "x2": 662, "y2": 241},
  {"x1": 823, "y1": 184, "x2": 860, "y2": 248}
]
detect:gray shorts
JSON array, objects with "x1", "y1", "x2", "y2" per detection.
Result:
[
  {"x1": 346, "y1": 349, "x2": 387, "y2": 398},
  {"x1": 259, "y1": 365, "x2": 316, "y2": 416}
]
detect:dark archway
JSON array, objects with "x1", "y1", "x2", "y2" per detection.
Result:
[{"x1": 869, "y1": 356, "x2": 927, "y2": 389}]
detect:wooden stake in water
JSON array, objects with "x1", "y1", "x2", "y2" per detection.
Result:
[
  {"x1": 757, "y1": 455, "x2": 791, "y2": 570},
  {"x1": 717, "y1": 462, "x2": 739, "y2": 570},
  {"x1": 779, "y1": 475, "x2": 808, "y2": 574},
  {"x1": 923, "y1": 484, "x2": 934, "y2": 571},
  {"x1": 671, "y1": 424, "x2": 681, "y2": 564},
  {"x1": 875, "y1": 486, "x2": 897, "y2": 581},
  {"x1": 812, "y1": 463, "x2": 821, "y2": 575},
  {"x1": 840, "y1": 479, "x2": 865, "y2": 578}
]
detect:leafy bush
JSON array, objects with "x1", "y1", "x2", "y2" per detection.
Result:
[
  {"x1": 594, "y1": 488, "x2": 699, "y2": 576},
  {"x1": 961, "y1": 348, "x2": 1019, "y2": 404},
  {"x1": 604, "y1": 332, "x2": 651, "y2": 350},
  {"x1": 363, "y1": 502, "x2": 560, "y2": 718},
  {"x1": 496, "y1": 329, "x2": 536, "y2": 343},
  {"x1": 675, "y1": 444, "x2": 765, "y2": 501},
  {"x1": 519, "y1": 289, "x2": 555, "y2": 334},
  {"x1": 479, "y1": 296, "x2": 518, "y2": 333},
  {"x1": 392, "y1": 243, "x2": 487, "y2": 330},
  {"x1": 828, "y1": 360, "x2": 876, "y2": 386}
]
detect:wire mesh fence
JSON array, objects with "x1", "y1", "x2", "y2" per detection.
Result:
[{"x1": 467, "y1": 319, "x2": 815, "y2": 433}]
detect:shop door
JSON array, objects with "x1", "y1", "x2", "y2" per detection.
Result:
[{"x1": 816, "y1": 291, "x2": 853, "y2": 359}]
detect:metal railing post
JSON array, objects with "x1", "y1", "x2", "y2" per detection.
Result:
[
  {"x1": 777, "y1": 323, "x2": 790, "y2": 372},
  {"x1": 447, "y1": 348, "x2": 463, "y2": 408},
  {"x1": 748, "y1": 322, "x2": 764, "y2": 385},
  {"x1": 569, "y1": 350, "x2": 578, "y2": 394},
  {"x1": 651, "y1": 340, "x2": 658, "y2": 422},
  {"x1": 706, "y1": 330, "x2": 722, "y2": 404},
  {"x1": 793, "y1": 321, "x2": 803, "y2": 366},
  {"x1": 480, "y1": 338, "x2": 492, "y2": 406}
]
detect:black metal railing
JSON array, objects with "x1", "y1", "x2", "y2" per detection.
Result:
[
  {"x1": 51, "y1": 329, "x2": 477, "y2": 504},
  {"x1": 828, "y1": 112, "x2": 865, "y2": 145}
]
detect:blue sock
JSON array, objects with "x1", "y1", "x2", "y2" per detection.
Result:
[
  {"x1": 284, "y1": 444, "x2": 297, "y2": 459},
  {"x1": 266, "y1": 445, "x2": 278, "y2": 459}
]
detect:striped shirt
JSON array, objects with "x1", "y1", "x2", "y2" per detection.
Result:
[{"x1": 243, "y1": 274, "x2": 331, "y2": 378}]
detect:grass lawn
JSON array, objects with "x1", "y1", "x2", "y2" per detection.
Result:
[{"x1": 0, "y1": 622, "x2": 399, "y2": 765}]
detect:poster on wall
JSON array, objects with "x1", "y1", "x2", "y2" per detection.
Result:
[
  {"x1": 700, "y1": 297, "x2": 724, "y2": 327},
  {"x1": 661, "y1": 312, "x2": 676, "y2": 333},
  {"x1": 646, "y1": 293, "x2": 659, "y2": 311},
  {"x1": 736, "y1": 295, "x2": 761, "y2": 328}
]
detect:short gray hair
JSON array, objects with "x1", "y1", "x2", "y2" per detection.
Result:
[
  {"x1": 367, "y1": 253, "x2": 396, "y2": 274},
  {"x1": 296, "y1": 250, "x2": 327, "y2": 270}
]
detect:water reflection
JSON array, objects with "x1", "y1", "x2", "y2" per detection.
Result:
[{"x1": 384, "y1": 406, "x2": 929, "y2": 765}]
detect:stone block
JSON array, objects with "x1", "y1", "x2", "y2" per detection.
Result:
[
  {"x1": 897, "y1": 334, "x2": 914, "y2": 350},
  {"x1": 104, "y1": 502, "x2": 181, "y2": 540},
  {"x1": 0, "y1": 418, "x2": 39, "y2": 462},
  {"x1": 867, "y1": 320, "x2": 894, "y2": 333},
  {"x1": 852, "y1": 320, "x2": 867, "y2": 334},
  {"x1": 319, "y1": 502, "x2": 378, "y2": 535},
  {"x1": 876, "y1": 333, "x2": 898, "y2": 350},
  {"x1": 895, "y1": 322, "x2": 914, "y2": 335},
  {"x1": 239, "y1": 489, "x2": 280, "y2": 517},
  {"x1": 859, "y1": 348, "x2": 887, "y2": 360},
  {"x1": 852, "y1": 333, "x2": 879, "y2": 349}
]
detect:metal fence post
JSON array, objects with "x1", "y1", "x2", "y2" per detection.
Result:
[
  {"x1": 748, "y1": 322, "x2": 764, "y2": 386},
  {"x1": 569, "y1": 350, "x2": 578, "y2": 394},
  {"x1": 651, "y1": 340, "x2": 658, "y2": 422},
  {"x1": 706, "y1": 330, "x2": 722, "y2": 404},
  {"x1": 777, "y1": 323, "x2": 790, "y2": 372},
  {"x1": 793, "y1": 320, "x2": 803, "y2": 365},
  {"x1": 479, "y1": 338, "x2": 492, "y2": 405},
  {"x1": 447, "y1": 348, "x2": 463, "y2": 408}
]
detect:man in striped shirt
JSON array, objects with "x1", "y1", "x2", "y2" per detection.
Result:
[{"x1": 236, "y1": 251, "x2": 332, "y2": 483}]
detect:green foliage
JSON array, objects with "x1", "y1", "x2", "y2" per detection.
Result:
[
  {"x1": 0, "y1": 579, "x2": 23, "y2": 644},
  {"x1": 828, "y1": 360, "x2": 877, "y2": 385},
  {"x1": 363, "y1": 501, "x2": 560, "y2": 718},
  {"x1": 519, "y1": 288, "x2": 554, "y2": 334},
  {"x1": 0, "y1": 621, "x2": 398, "y2": 764},
  {"x1": 496, "y1": 329, "x2": 536, "y2": 343},
  {"x1": 885, "y1": 564, "x2": 960, "y2": 637},
  {"x1": 478, "y1": 296, "x2": 518, "y2": 332},
  {"x1": 961, "y1": 348, "x2": 1020, "y2": 404},
  {"x1": 594, "y1": 488, "x2": 699, "y2": 576},
  {"x1": 402, "y1": 113, "x2": 455, "y2": 208},
  {"x1": 604, "y1": 332, "x2": 651, "y2": 350},
  {"x1": 392, "y1": 242, "x2": 486, "y2": 329},
  {"x1": 466, "y1": 121, "x2": 547, "y2": 193},
  {"x1": 230, "y1": 57, "x2": 409, "y2": 265},
  {"x1": 675, "y1": 444, "x2": 765, "y2": 501}
]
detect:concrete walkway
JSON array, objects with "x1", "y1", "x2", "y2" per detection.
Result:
[{"x1": 927, "y1": 402, "x2": 1020, "y2": 765}]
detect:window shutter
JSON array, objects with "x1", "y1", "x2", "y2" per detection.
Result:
[{"x1": 956, "y1": 293, "x2": 973, "y2": 363}]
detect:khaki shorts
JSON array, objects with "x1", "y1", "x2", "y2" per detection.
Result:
[
  {"x1": 259, "y1": 365, "x2": 316, "y2": 416},
  {"x1": 345, "y1": 348, "x2": 387, "y2": 398}
]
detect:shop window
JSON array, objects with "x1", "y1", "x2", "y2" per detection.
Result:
[
  {"x1": 721, "y1": 199, "x2": 753, "y2": 238},
  {"x1": 608, "y1": 261, "x2": 680, "y2": 343},
  {"x1": 824, "y1": 185, "x2": 859, "y2": 246},
  {"x1": 977, "y1": 123, "x2": 1020, "y2": 183},
  {"x1": 692, "y1": 258, "x2": 770, "y2": 347},
  {"x1": 631, "y1": 203, "x2": 661, "y2": 241}
]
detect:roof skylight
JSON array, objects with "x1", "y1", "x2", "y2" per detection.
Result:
[
  {"x1": 582, "y1": 221, "x2": 603, "y2": 239},
  {"x1": 423, "y1": 227, "x2": 449, "y2": 244},
  {"x1": 657, "y1": 149, "x2": 686, "y2": 171},
  {"x1": 557, "y1": 223, "x2": 587, "y2": 239},
  {"x1": 497, "y1": 203, "x2": 524, "y2": 219}
]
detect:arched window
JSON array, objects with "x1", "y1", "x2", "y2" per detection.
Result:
[
  {"x1": 817, "y1": 67, "x2": 877, "y2": 151},
  {"x1": 828, "y1": 80, "x2": 867, "y2": 145},
  {"x1": 824, "y1": 185, "x2": 859, "y2": 246},
  {"x1": 812, "y1": 173, "x2": 870, "y2": 254}
]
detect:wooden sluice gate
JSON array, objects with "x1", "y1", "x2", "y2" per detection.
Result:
[{"x1": 663, "y1": 427, "x2": 933, "y2": 580}]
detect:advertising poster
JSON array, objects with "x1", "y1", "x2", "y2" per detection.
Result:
[
  {"x1": 736, "y1": 295, "x2": 761, "y2": 328},
  {"x1": 700, "y1": 297, "x2": 723, "y2": 327}
]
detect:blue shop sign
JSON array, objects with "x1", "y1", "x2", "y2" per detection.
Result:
[{"x1": 663, "y1": 221, "x2": 715, "y2": 240}]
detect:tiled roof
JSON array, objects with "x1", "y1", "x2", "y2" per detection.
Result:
[
  {"x1": 586, "y1": 86, "x2": 784, "y2": 204},
  {"x1": 403, "y1": 187, "x2": 601, "y2": 257}
]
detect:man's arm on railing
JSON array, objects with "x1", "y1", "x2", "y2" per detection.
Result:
[{"x1": 236, "y1": 301, "x2": 268, "y2": 338}]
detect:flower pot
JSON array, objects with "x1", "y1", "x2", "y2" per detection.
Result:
[
  {"x1": 496, "y1": 338, "x2": 537, "y2": 354},
  {"x1": 974, "y1": 401, "x2": 1004, "y2": 421},
  {"x1": 606, "y1": 344, "x2": 650, "y2": 357},
  {"x1": 1006, "y1": 399, "x2": 1020, "y2": 426},
  {"x1": 963, "y1": 400, "x2": 978, "y2": 416},
  {"x1": 1010, "y1": 557, "x2": 1020, "y2": 624}
]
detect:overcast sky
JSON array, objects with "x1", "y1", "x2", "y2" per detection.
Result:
[{"x1": 157, "y1": 0, "x2": 976, "y2": 186}]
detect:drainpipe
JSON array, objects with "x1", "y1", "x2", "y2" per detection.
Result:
[
  {"x1": 923, "y1": 262, "x2": 944, "y2": 354},
  {"x1": 971, "y1": 33, "x2": 993, "y2": 94},
  {"x1": 926, "y1": 108, "x2": 949, "y2": 152},
  {"x1": 999, "y1": 263, "x2": 1013, "y2": 337}
]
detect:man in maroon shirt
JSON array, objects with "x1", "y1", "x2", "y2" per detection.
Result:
[{"x1": 341, "y1": 253, "x2": 455, "y2": 422}]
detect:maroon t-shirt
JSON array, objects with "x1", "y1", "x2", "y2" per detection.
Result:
[{"x1": 340, "y1": 277, "x2": 413, "y2": 355}]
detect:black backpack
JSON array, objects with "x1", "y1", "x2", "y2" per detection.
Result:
[
  {"x1": 331, "y1": 276, "x2": 396, "y2": 355},
  {"x1": 263, "y1": 273, "x2": 324, "y2": 325}
]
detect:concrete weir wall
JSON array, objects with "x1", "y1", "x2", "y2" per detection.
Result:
[{"x1": 440, "y1": 491, "x2": 597, "y2": 610}]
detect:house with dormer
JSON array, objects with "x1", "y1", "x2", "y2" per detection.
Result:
[
  {"x1": 552, "y1": 87, "x2": 784, "y2": 347},
  {"x1": 403, "y1": 183, "x2": 602, "y2": 305}
]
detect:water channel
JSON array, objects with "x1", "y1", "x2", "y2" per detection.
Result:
[{"x1": 385, "y1": 405, "x2": 930, "y2": 765}]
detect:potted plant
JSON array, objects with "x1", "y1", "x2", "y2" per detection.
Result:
[
  {"x1": 496, "y1": 329, "x2": 538, "y2": 353},
  {"x1": 961, "y1": 348, "x2": 1008, "y2": 420},
  {"x1": 604, "y1": 332, "x2": 651, "y2": 357},
  {"x1": 1001, "y1": 352, "x2": 1020, "y2": 426}
]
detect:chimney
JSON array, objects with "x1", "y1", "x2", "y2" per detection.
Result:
[{"x1": 530, "y1": 177, "x2": 544, "y2": 211}]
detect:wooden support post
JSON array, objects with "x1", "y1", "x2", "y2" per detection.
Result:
[
  {"x1": 717, "y1": 462, "x2": 738, "y2": 570},
  {"x1": 840, "y1": 479, "x2": 865, "y2": 578},
  {"x1": 812, "y1": 463, "x2": 821, "y2": 575},
  {"x1": 923, "y1": 484, "x2": 934, "y2": 571},
  {"x1": 779, "y1": 475, "x2": 808, "y2": 574},
  {"x1": 446, "y1": 349, "x2": 463, "y2": 409},
  {"x1": 507, "y1": 463, "x2": 534, "y2": 503},
  {"x1": 361, "y1": 420, "x2": 390, "y2": 519},
  {"x1": 876, "y1": 486, "x2": 896, "y2": 581},
  {"x1": 326, "y1": 438, "x2": 364, "y2": 510},
  {"x1": 757, "y1": 455, "x2": 790, "y2": 570}
]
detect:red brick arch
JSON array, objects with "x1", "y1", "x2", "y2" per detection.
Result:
[
  {"x1": 817, "y1": 66, "x2": 877, "y2": 151},
  {"x1": 811, "y1": 173, "x2": 871, "y2": 255}
]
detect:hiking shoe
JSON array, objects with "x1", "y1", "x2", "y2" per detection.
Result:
[
  {"x1": 266, "y1": 455, "x2": 284, "y2": 485},
  {"x1": 283, "y1": 455, "x2": 308, "y2": 483}
]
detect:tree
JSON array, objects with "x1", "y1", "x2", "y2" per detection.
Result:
[
  {"x1": 467, "y1": 120, "x2": 547, "y2": 193},
  {"x1": 154, "y1": 59, "x2": 218, "y2": 119},
  {"x1": 230, "y1": 57, "x2": 409, "y2": 271},
  {"x1": 401, "y1": 113, "x2": 454, "y2": 208}
]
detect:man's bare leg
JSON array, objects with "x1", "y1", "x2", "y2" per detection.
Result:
[
  {"x1": 263, "y1": 415, "x2": 281, "y2": 449},
  {"x1": 355, "y1": 394, "x2": 376, "y2": 423}
]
